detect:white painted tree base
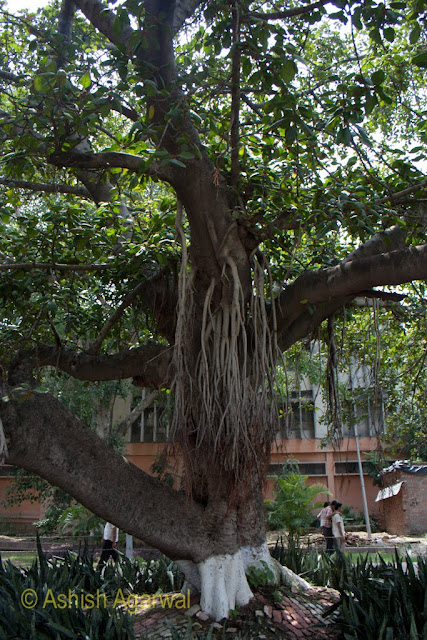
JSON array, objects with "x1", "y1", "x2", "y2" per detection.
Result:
[{"x1": 177, "y1": 543, "x2": 312, "y2": 621}]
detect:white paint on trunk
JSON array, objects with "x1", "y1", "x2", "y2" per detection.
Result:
[
  {"x1": 198, "y1": 550, "x2": 253, "y2": 621},
  {"x1": 176, "y1": 542, "x2": 312, "y2": 621},
  {"x1": 279, "y1": 563, "x2": 312, "y2": 591}
]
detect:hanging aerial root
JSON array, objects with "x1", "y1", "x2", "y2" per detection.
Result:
[
  {"x1": 0, "y1": 415, "x2": 8, "y2": 464},
  {"x1": 170, "y1": 241, "x2": 280, "y2": 493}
]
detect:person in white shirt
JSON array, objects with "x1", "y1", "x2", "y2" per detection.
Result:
[
  {"x1": 97, "y1": 522, "x2": 119, "y2": 568},
  {"x1": 317, "y1": 501, "x2": 334, "y2": 554},
  {"x1": 331, "y1": 502, "x2": 346, "y2": 552}
]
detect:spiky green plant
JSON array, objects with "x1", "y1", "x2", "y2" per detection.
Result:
[{"x1": 0, "y1": 534, "x2": 184, "y2": 640}]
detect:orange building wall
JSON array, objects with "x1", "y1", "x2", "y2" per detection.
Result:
[
  {"x1": 268, "y1": 436, "x2": 380, "y2": 517},
  {"x1": 126, "y1": 436, "x2": 381, "y2": 520},
  {"x1": 0, "y1": 436, "x2": 381, "y2": 530},
  {"x1": 0, "y1": 476, "x2": 45, "y2": 532}
]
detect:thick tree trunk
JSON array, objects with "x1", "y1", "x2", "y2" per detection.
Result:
[{"x1": 0, "y1": 383, "x2": 309, "y2": 621}]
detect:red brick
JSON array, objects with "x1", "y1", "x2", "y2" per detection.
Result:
[{"x1": 273, "y1": 609, "x2": 282, "y2": 623}]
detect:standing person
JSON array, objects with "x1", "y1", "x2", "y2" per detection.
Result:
[
  {"x1": 331, "y1": 502, "x2": 346, "y2": 552},
  {"x1": 317, "y1": 501, "x2": 334, "y2": 554},
  {"x1": 97, "y1": 522, "x2": 119, "y2": 569}
]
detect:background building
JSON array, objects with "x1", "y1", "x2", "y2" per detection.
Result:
[{"x1": 0, "y1": 355, "x2": 387, "y2": 531}]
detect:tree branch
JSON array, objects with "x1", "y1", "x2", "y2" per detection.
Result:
[
  {"x1": 48, "y1": 150, "x2": 146, "y2": 171},
  {"x1": 357, "y1": 290, "x2": 406, "y2": 302},
  {"x1": 171, "y1": 0, "x2": 205, "y2": 35},
  {"x1": 0, "y1": 388, "x2": 208, "y2": 560},
  {"x1": 230, "y1": 0, "x2": 241, "y2": 190},
  {"x1": 306, "y1": 245, "x2": 427, "y2": 302},
  {"x1": 48, "y1": 147, "x2": 177, "y2": 189},
  {"x1": 276, "y1": 244, "x2": 427, "y2": 339},
  {"x1": 72, "y1": 0, "x2": 134, "y2": 54},
  {"x1": 0, "y1": 178, "x2": 91, "y2": 198},
  {"x1": 8, "y1": 344, "x2": 174, "y2": 389},
  {"x1": 88, "y1": 266, "x2": 175, "y2": 354},
  {"x1": 245, "y1": 0, "x2": 329, "y2": 21},
  {"x1": 0, "y1": 70, "x2": 27, "y2": 85},
  {"x1": 278, "y1": 298, "x2": 351, "y2": 351},
  {"x1": 375, "y1": 178, "x2": 427, "y2": 204},
  {"x1": 0, "y1": 262, "x2": 109, "y2": 272}
]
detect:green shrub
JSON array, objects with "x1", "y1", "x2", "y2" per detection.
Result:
[
  {"x1": 271, "y1": 536, "x2": 335, "y2": 586},
  {"x1": 330, "y1": 551, "x2": 427, "y2": 640},
  {"x1": 139, "y1": 622, "x2": 249, "y2": 639},
  {"x1": 0, "y1": 534, "x2": 184, "y2": 639},
  {"x1": 264, "y1": 461, "x2": 329, "y2": 539},
  {"x1": 246, "y1": 561, "x2": 275, "y2": 589},
  {"x1": 271, "y1": 539, "x2": 427, "y2": 639},
  {"x1": 58, "y1": 504, "x2": 105, "y2": 541}
]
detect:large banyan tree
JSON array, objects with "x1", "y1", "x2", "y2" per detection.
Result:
[{"x1": 0, "y1": 0, "x2": 426, "y2": 620}]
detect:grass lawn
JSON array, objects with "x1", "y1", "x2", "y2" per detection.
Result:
[
  {"x1": 0, "y1": 548, "x2": 406, "y2": 570},
  {"x1": 1, "y1": 551, "x2": 37, "y2": 567},
  {"x1": 345, "y1": 550, "x2": 401, "y2": 563}
]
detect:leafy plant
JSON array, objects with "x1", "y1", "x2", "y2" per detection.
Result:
[
  {"x1": 141, "y1": 621, "x2": 248, "y2": 639},
  {"x1": 329, "y1": 551, "x2": 427, "y2": 639},
  {"x1": 59, "y1": 504, "x2": 105, "y2": 541},
  {"x1": 271, "y1": 536, "x2": 335, "y2": 587},
  {"x1": 0, "y1": 535, "x2": 135, "y2": 639},
  {"x1": 271, "y1": 538, "x2": 427, "y2": 639},
  {"x1": 264, "y1": 461, "x2": 330, "y2": 540},
  {"x1": 246, "y1": 561, "x2": 275, "y2": 590},
  {"x1": 0, "y1": 532, "x2": 187, "y2": 639}
]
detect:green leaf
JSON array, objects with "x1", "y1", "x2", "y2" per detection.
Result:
[
  {"x1": 369, "y1": 28, "x2": 382, "y2": 45},
  {"x1": 33, "y1": 75, "x2": 48, "y2": 93},
  {"x1": 411, "y1": 51, "x2": 427, "y2": 68},
  {"x1": 80, "y1": 73, "x2": 92, "y2": 89},
  {"x1": 365, "y1": 93, "x2": 378, "y2": 115},
  {"x1": 337, "y1": 127, "x2": 352, "y2": 146},
  {"x1": 281, "y1": 60, "x2": 297, "y2": 84},
  {"x1": 169, "y1": 158, "x2": 186, "y2": 168},
  {"x1": 383, "y1": 27, "x2": 395, "y2": 42},
  {"x1": 409, "y1": 23, "x2": 421, "y2": 44},
  {"x1": 285, "y1": 125, "x2": 298, "y2": 145},
  {"x1": 371, "y1": 70, "x2": 385, "y2": 85}
]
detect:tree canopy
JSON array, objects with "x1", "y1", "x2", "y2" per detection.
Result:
[{"x1": 0, "y1": 0, "x2": 426, "y2": 621}]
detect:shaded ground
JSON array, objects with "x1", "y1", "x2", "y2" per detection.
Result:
[
  {"x1": 0, "y1": 534, "x2": 160, "y2": 562},
  {"x1": 2, "y1": 532, "x2": 426, "y2": 638},
  {"x1": 133, "y1": 586, "x2": 341, "y2": 640},
  {"x1": 266, "y1": 528, "x2": 427, "y2": 557}
]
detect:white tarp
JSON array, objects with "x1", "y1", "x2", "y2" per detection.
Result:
[{"x1": 375, "y1": 481, "x2": 403, "y2": 502}]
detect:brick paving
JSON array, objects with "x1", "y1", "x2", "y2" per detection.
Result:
[{"x1": 133, "y1": 587, "x2": 341, "y2": 639}]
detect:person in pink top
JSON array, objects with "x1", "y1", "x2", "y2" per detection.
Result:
[{"x1": 317, "y1": 501, "x2": 334, "y2": 554}]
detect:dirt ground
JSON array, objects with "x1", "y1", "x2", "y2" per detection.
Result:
[
  {"x1": 1, "y1": 529, "x2": 426, "y2": 555},
  {"x1": 266, "y1": 528, "x2": 427, "y2": 556}
]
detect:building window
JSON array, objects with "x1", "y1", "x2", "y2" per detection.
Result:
[
  {"x1": 342, "y1": 386, "x2": 385, "y2": 438},
  {"x1": 335, "y1": 461, "x2": 370, "y2": 475},
  {"x1": 280, "y1": 390, "x2": 315, "y2": 439},
  {"x1": 268, "y1": 462, "x2": 326, "y2": 476},
  {"x1": 130, "y1": 394, "x2": 169, "y2": 443},
  {"x1": 0, "y1": 465, "x2": 18, "y2": 477},
  {"x1": 298, "y1": 462, "x2": 326, "y2": 476}
]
